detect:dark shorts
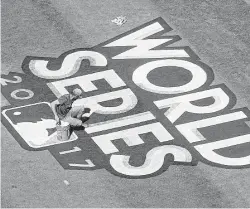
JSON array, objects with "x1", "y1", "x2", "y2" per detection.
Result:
[{"x1": 61, "y1": 106, "x2": 86, "y2": 126}]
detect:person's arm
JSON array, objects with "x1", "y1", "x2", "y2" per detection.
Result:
[
  {"x1": 50, "y1": 99, "x2": 60, "y2": 123},
  {"x1": 82, "y1": 107, "x2": 95, "y2": 118}
]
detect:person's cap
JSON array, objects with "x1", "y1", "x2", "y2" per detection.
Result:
[{"x1": 72, "y1": 88, "x2": 82, "y2": 96}]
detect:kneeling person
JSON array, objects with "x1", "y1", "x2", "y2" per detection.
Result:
[{"x1": 51, "y1": 88, "x2": 91, "y2": 128}]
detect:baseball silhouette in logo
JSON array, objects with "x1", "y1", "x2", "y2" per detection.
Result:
[{"x1": 2, "y1": 102, "x2": 78, "y2": 148}]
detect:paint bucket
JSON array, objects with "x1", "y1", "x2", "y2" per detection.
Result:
[{"x1": 56, "y1": 121, "x2": 70, "y2": 141}]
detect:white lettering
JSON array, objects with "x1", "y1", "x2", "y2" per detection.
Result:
[
  {"x1": 154, "y1": 88, "x2": 230, "y2": 123},
  {"x1": 48, "y1": 69, "x2": 126, "y2": 98},
  {"x1": 85, "y1": 111, "x2": 155, "y2": 134},
  {"x1": 92, "y1": 122, "x2": 173, "y2": 154},
  {"x1": 195, "y1": 134, "x2": 250, "y2": 166},
  {"x1": 105, "y1": 22, "x2": 189, "y2": 59},
  {"x1": 29, "y1": 51, "x2": 107, "y2": 79},
  {"x1": 74, "y1": 88, "x2": 138, "y2": 115},
  {"x1": 176, "y1": 111, "x2": 248, "y2": 143},
  {"x1": 109, "y1": 145, "x2": 192, "y2": 176},
  {"x1": 133, "y1": 59, "x2": 207, "y2": 94}
]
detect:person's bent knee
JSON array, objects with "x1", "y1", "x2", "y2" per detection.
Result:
[
  {"x1": 75, "y1": 120, "x2": 83, "y2": 127},
  {"x1": 63, "y1": 117, "x2": 82, "y2": 127}
]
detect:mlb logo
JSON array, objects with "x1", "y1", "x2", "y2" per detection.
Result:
[{"x1": 2, "y1": 102, "x2": 78, "y2": 149}]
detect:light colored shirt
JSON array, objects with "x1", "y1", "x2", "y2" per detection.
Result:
[{"x1": 55, "y1": 94, "x2": 73, "y2": 119}]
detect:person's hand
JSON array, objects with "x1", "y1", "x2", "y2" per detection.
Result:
[
  {"x1": 55, "y1": 116, "x2": 60, "y2": 124},
  {"x1": 84, "y1": 107, "x2": 91, "y2": 113}
]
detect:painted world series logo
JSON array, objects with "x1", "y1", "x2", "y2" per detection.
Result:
[{"x1": 1, "y1": 18, "x2": 250, "y2": 179}]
